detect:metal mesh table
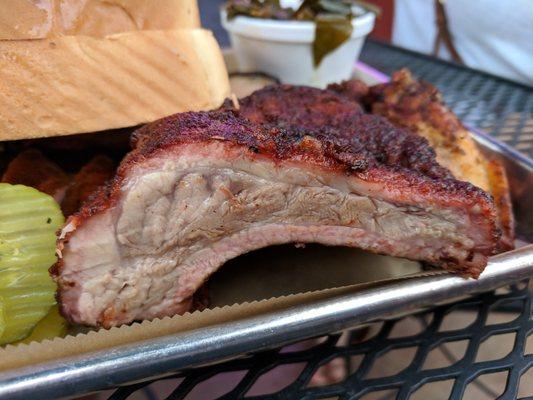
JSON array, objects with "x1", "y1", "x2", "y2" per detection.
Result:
[{"x1": 98, "y1": 42, "x2": 533, "y2": 400}]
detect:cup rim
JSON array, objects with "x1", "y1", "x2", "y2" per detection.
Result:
[{"x1": 220, "y1": 9, "x2": 375, "y2": 43}]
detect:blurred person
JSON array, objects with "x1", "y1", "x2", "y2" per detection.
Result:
[{"x1": 371, "y1": 0, "x2": 533, "y2": 85}]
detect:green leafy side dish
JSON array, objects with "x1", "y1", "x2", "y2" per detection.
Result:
[{"x1": 226, "y1": 0, "x2": 378, "y2": 67}]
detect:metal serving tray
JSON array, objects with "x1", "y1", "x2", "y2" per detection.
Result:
[{"x1": 0, "y1": 97, "x2": 532, "y2": 400}]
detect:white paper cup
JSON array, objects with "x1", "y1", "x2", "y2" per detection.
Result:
[{"x1": 220, "y1": 8, "x2": 375, "y2": 88}]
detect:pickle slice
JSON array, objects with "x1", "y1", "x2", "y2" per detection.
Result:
[
  {"x1": 0, "y1": 183, "x2": 64, "y2": 345},
  {"x1": 17, "y1": 305, "x2": 68, "y2": 344},
  {"x1": 0, "y1": 299, "x2": 4, "y2": 340}
]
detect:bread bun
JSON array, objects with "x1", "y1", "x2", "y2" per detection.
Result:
[
  {"x1": 0, "y1": 0, "x2": 200, "y2": 39},
  {"x1": 0, "y1": 29, "x2": 230, "y2": 140}
]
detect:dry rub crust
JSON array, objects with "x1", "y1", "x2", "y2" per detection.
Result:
[
  {"x1": 53, "y1": 110, "x2": 499, "y2": 280},
  {"x1": 225, "y1": 84, "x2": 454, "y2": 180},
  {"x1": 332, "y1": 70, "x2": 514, "y2": 251},
  {"x1": 222, "y1": 84, "x2": 364, "y2": 131}
]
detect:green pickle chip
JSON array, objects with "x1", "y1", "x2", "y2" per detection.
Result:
[
  {"x1": 17, "y1": 305, "x2": 69, "y2": 344},
  {"x1": 0, "y1": 299, "x2": 5, "y2": 340},
  {"x1": 0, "y1": 183, "x2": 65, "y2": 345}
]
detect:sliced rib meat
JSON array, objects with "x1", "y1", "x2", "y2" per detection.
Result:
[
  {"x1": 54, "y1": 110, "x2": 499, "y2": 327},
  {"x1": 2, "y1": 148, "x2": 70, "y2": 202},
  {"x1": 336, "y1": 70, "x2": 514, "y2": 250}
]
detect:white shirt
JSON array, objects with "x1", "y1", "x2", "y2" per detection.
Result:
[{"x1": 392, "y1": 0, "x2": 533, "y2": 85}]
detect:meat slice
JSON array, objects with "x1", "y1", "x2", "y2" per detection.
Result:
[
  {"x1": 222, "y1": 84, "x2": 364, "y2": 131},
  {"x1": 228, "y1": 84, "x2": 453, "y2": 181},
  {"x1": 61, "y1": 155, "x2": 115, "y2": 216},
  {"x1": 234, "y1": 82, "x2": 513, "y2": 251},
  {"x1": 339, "y1": 70, "x2": 514, "y2": 250},
  {"x1": 2, "y1": 148, "x2": 70, "y2": 202},
  {"x1": 54, "y1": 110, "x2": 499, "y2": 327}
]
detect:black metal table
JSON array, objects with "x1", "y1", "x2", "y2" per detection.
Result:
[{"x1": 101, "y1": 42, "x2": 533, "y2": 400}]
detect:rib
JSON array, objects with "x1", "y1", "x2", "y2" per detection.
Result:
[
  {"x1": 54, "y1": 110, "x2": 499, "y2": 327},
  {"x1": 2, "y1": 148, "x2": 70, "y2": 202},
  {"x1": 339, "y1": 70, "x2": 514, "y2": 250},
  {"x1": 233, "y1": 81, "x2": 514, "y2": 251}
]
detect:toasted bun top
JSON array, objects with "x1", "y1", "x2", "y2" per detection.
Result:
[
  {"x1": 0, "y1": 1, "x2": 230, "y2": 142},
  {"x1": 0, "y1": 0, "x2": 200, "y2": 39},
  {"x1": 0, "y1": 29, "x2": 230, "y2": 141}
]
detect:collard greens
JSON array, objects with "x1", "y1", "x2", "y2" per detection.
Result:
[{"x1": 226, "y1": 0, "x2": 375, "y2": 67}]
